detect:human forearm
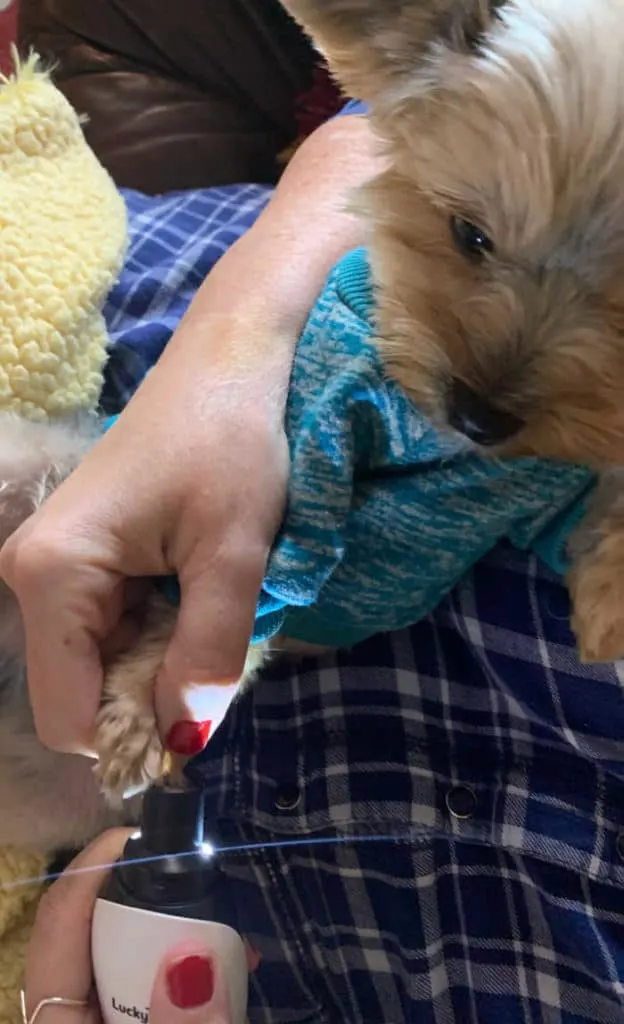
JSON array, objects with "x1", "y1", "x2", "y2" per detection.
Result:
[
  {"x1": 159, "y1": 114, "x2": 383, "y2": 410},
  {"x1": 203, "y1": 114, "x2": 382, "y2": 333}
]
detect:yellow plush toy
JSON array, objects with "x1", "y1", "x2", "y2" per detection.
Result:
[
  {"x1": 0, "y1": 850, "x2": 48, "y2": 1023},
  {"x1": 0, "y1": 51, "x2": 126, "y2": 419},
  {"x1": 0, "y1": 51, "x2": 127, "y2": 1023}
]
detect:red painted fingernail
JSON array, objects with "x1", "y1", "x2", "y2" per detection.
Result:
[
  {"x1": 166, "y1": 720, "x2": 212, "y2": 756},
  {"x1": 166, "y1": 954, "x2": 215, "y2": 1009}
]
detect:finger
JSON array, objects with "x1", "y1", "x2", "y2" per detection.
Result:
[
  {"x1": 29, "y1": 577, "x2": 152, "y2": 750},
  {"x1": 155, "y1": 546, "x2": 265, "y2": 753},
  {"x1": 149, "y1": 943, "x2": 233, "y2": 1024},
  {"x1": 21, "y1": 998, "x2": 100, "y2": 1024},
  {"x1": 1, "y1": 542, "x2": 127, "y2": 752},
  {"x1": 24, "y1": 619, "x2": 104, "y2": 754},
  {"x1": 25, "y1": 830, "x2": 132, "y2": 1017}
]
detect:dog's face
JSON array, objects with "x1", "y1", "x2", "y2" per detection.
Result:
[{"x1": 283, "y1": 0, "x2": 624, "y2": 468}]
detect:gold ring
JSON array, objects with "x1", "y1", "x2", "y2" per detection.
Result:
[{"x1": 20, "y1": 992, "x2": 88, "y2": 1024}]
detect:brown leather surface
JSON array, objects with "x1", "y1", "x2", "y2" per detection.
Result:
[{"x1": 19, "y1": 0, "x2": 318, "y2": 193}]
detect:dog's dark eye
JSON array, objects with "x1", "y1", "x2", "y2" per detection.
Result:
[{"x1": 451, "y1": 216, "x2": 494, "y2": 260}]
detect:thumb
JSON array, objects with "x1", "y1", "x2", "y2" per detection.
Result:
[
  {"x1": 149, "y1": 943, "x2": 240, "y2": 1024},
  {"x1": 155, "y1": 550, "x2": 265, "y2": 753},
  {"x1": 24, "y1": 829, "x2": 132, "y2": 1023}
]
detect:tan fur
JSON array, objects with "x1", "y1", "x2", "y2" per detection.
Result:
[
  {"x1": 280, "y1": 0, "x2": 503, "y2": 108},
  {"x1": 283, "y1": 0, "x2": 624, "y2": 466},
  {"x1": 568, "y1": 469, "x2": 624, "y2": 663}
]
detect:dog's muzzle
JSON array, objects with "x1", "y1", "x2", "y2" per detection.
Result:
[{"x1": 448, "y1": 378, "x2": 524, "y2": 447}]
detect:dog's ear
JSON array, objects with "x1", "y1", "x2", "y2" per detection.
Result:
[{"x1": 281, "y1": 0, "x2": 508, "y2": 104}]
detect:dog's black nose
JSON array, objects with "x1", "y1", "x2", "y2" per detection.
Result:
[{"x1": 448, "y1": 378, "x2": 524, "y2": 446}]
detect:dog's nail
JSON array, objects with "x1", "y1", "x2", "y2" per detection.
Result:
[
  {"x1": 166, "y1": 954, "x2": 215, "y2": 1009},
  {"x1": 166, "y1": 720, "x2": 212, "y2": 756}
]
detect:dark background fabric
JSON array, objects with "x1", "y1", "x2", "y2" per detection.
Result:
[{"x1": 18, "y1": 0, "x2": 340, "y2": 193}]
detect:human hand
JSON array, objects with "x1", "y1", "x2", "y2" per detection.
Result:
[
  {"x1": 23, "y1": 830, "x2": 252, "y2": 1024},
  {"x1": 0, "y1": 112, "x2": 377, "y2": 763},
  {"x1": 0, "y1": 325, "x2": 289, "y2": 757}
]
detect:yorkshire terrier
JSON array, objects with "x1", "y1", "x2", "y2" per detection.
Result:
[
  {"x1": 279, "y1": 0, "x2": 624, "y2": 661},
  {"x1": 3, "y1": 0, "x2": 624, "y2": 849}
]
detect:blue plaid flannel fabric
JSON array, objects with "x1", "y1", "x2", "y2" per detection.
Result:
[
  {"x1": 101, "y1": 184, "x2": 273, "y2": 413},
  {"x1": 102, "y1": 186, "x2": 624, "y2": 1022}
]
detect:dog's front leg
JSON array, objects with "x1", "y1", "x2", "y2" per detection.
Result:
[{"x1": 568, "y1": 468, "x2": 624, "y2": 663}]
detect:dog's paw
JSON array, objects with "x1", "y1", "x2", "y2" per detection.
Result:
[
  {"x1": 93, "y1": 689, "x2": 167, "y2": 805},
  {"x1": 570, "y1": 534, "x2": 624, "y2": 663},
  {"x1": 91, "y1": 593, "x2": 272, "y2": 803},
  {"x1": 92, "y1": 595, "x2": 175, "y2": 804}
]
